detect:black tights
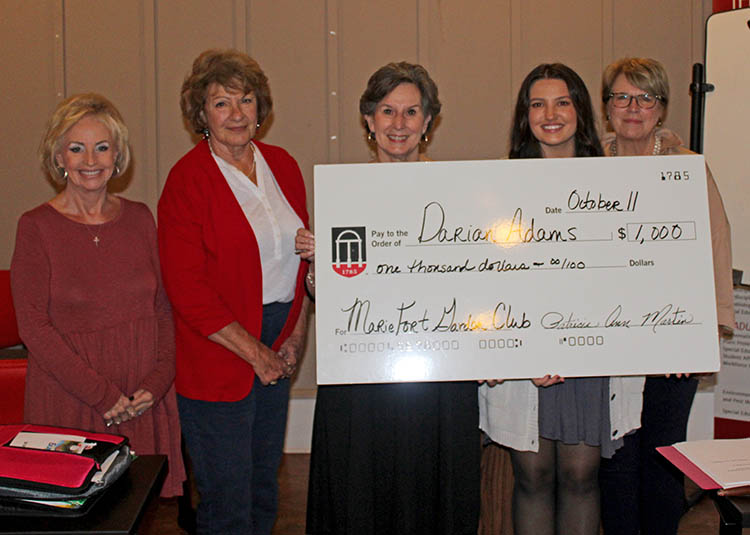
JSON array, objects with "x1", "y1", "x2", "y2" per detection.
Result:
[{"x1": 510, "y1": 438, "x2": 601, "y2": 535}]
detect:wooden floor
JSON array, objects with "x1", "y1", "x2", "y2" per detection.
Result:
[{"x1": 138, "y1": 454, "x2": 721, "y2": 535}]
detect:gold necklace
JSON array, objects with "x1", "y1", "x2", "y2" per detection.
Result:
[
  {"x1": 246, "y1": 156, "x2": 257, "y2": 180},
  {"x1": 66, "y1": 209, "x2": 104, "y2": 247},
  {"x1": 209, "y1": 139, "x2": 256, "y2": 180},
  {"x1": 82, "y1": 202, "x2": 120, "y2": 247},
  {"x1": 82, "y1": 223, "x2": 102, "y2": 247}
]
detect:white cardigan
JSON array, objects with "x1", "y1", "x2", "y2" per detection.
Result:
[{"x1": 478, "y1": 376, "x2": 644, "y2": 453}]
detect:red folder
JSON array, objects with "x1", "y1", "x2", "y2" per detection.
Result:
[{"x1": 657, "y1": 445, "x2": 721, "y2": 490}]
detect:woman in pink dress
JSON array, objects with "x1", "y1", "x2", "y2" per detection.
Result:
[{"x1": 10, "y1": 93, "x2": 185, "y2": 497}]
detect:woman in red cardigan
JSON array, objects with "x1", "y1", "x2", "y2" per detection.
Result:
[{"x1": 158, "y1": 49, "x2": 310, "y2": 535}]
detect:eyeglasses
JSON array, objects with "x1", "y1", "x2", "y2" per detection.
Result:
[{"x1": 608, "y1": 92, "x2": 664, "y2": 109}]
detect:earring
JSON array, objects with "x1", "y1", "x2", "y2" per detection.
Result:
[
  {"x1": 114, "y1": 165, "x2": 121, "y2": 177},
  {"x1": 657, "y1": 119, "x2": 663, "y2": 127},
  {"x1": 60, "y1": 168, "x2": 69, "y2": 180},
  {"x1": 202, "y1": 128, "x2": 210, "y2": 139},
  {"x1": 256, "y1": 122, "x2": 260, "y2": 128},
  {"x1": 367, "y1": 131, "x2": 375, "y2": 141},
  {"x1": 421, "y1": 134, "x2": 429, "y2": 143},
  {"x1": 606, "y1": 114, "x2": 610, "y2": 122}
]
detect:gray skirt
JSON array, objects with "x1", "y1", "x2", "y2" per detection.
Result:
[{"x1": 538, "y1": 377, "x2": 623, "y2": 459}]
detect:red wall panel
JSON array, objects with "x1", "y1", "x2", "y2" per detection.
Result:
[{"x1": 714, "y1": 0, "x2": 750, "y2": 13}]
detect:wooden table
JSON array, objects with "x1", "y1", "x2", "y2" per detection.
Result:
[
  {"x1": 0, "y1": 455, "x2": 166, "y2": 535},
  {"x1": 714, "y1": 494, "x2": 750, "y2": 535}
]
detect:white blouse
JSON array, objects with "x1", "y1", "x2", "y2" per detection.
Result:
[{"x1": 211, "y1": 142, "x2": 303, "y2": 304}]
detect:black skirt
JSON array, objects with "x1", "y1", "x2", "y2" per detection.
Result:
[{"x1": 306, "y1": 381, "x2": 480, "y2": 535}]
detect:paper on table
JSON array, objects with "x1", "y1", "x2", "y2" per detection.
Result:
[
  {"x1": 9, "y1": 432, "x2": 89, "y2": 454},
  {"x1": 18, "y1": 497, "x2": 88, "y2": 509},
  {"x1": 672, "y1": 438, "x2": 750, "y2": 489}
]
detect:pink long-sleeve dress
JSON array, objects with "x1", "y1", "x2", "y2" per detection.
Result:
[{"x1": 10, "y1": 199, "x2": 185, "y2": 496}]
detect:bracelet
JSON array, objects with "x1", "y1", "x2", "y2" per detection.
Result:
[{"x1": 306, "y1": 270, "x2": 315, "y2": 289}]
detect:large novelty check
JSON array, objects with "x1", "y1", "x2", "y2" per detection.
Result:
[{"x1": 313, "y1": 156, "x2": 719, "y2": 384}]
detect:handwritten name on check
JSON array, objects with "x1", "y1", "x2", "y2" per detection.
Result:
[{"x1": 313, "y1": 156, "x2": 719, "y2": 384}]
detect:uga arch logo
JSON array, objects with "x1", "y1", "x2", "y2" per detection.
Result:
[{"x1": 331, "y1": 227, "x2": 367, "y2": 277}]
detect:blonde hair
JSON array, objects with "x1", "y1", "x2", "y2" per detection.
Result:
[
  {"x1": 602, "y1": 57, "x2": 670, "y2": 111},
  {"x1": 39, "y1": 93, "x2": 130, "y2": 183}
]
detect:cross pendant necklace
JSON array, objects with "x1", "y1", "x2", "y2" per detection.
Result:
[{"x1": 83, "y1": 224, "x2": 102, "y2": 247}]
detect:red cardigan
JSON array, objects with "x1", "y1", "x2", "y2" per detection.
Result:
[{"x1": 157, "y1": 140, "x2": 309, "y2": 401}]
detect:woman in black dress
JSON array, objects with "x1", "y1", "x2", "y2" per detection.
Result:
[{"x1": 299, "y1": 61, "x2": 480, "y2": 535}]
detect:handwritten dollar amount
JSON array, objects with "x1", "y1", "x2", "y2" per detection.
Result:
[{"x1": 617, "y1": 222, "x2": 696, "y2": 244}]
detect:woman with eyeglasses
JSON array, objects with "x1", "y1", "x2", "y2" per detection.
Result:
[{"x1": 598, "y1": 57, "x2": 734, "y2": 535}]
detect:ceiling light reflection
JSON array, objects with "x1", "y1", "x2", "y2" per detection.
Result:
[
  {"x1": 488, "y1": 218, "x2": 522, "y2": 249},
  {"x1": 469, "y1": 309, "x2": 496, "y2": 331}
]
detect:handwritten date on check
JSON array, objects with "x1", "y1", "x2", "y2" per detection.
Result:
[{"x1": 313, "y1": 156, "x2": 719, "y2": 384}]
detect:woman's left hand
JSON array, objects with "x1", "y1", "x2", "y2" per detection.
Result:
[
  {"x1": 103, "y1": 394, "x2": 136, "y2": 426},
  {"x1": 478, "y1": 379, "x2": 505, "y2": 387},
  {"x1": 129, "y1": 389, "x2": 154, "y2": 416},
  {"x1": 718, "y1": 485, "x2": 750, "y2": 497},
  {"x1": 277, "y1": 336, "x2": 302, "y2": 378},
  {"x1": 275, "y1": 297, "x2": 310, "y2": 379},
  {"x1": 295, "y1": 228, "x2": 315, "y2": 262},
  {"x1": 532, "y1": 375, "x2": 564, "y2": 387}
]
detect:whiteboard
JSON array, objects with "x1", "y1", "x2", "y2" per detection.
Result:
[{"x1": 704, "y1": 7, "x2": 750, "y2": 283}]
